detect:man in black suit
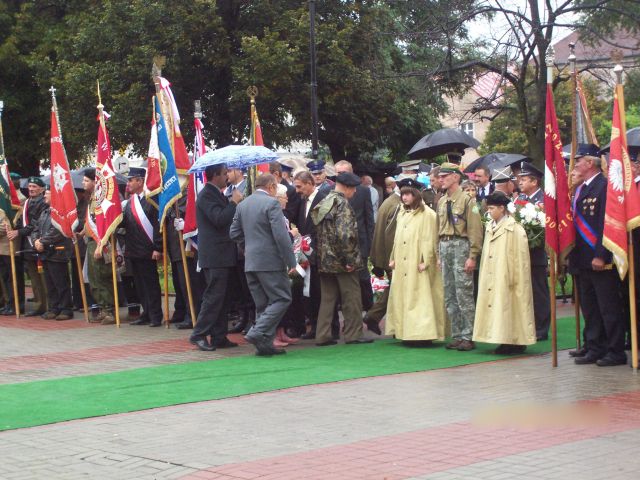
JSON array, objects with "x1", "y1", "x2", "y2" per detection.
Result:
[
  {"x1": 121, "y1": 167, "x2": 164, "y2": 327},
  {"x1": 189, "y1": 164, "x2": 243, "y2": 351},
  {"x1": 294, "y1": 170, "x2": 328, "y2": 339},
  {"x1": 269, "y1": 162, "x2": 300, "y2": 224},
  {"x1": 474, "y1": 165, "x2": 494, "y2": 203},
  {"x1": 569, "y1": 144, "x2": 626, "y2": 367},
  {"x1": 517, "y1": 162, "x2": 551, "y2": 341},
  {"x1": 334, "y1": 160, "x2": 375, "y2": 311}
]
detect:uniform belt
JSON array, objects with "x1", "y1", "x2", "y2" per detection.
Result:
[{"x1": 439, "y1": 235, "x2": 461, "y2": 241}]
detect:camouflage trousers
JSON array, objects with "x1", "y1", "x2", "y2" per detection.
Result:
[
  {"x1": 86, "y1": 240, "x2": 114, "y2": 313},
  {"x1": 439, "y1": 237, "x2": 475, "y2": 341}
]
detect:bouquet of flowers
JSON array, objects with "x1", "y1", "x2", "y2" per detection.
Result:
[
  {"x1": 507, "y1": 200, "x2": 545, "y2": 249},
  {"x1": 293, "y1": 235, "x2": 312, "y2": 270}
]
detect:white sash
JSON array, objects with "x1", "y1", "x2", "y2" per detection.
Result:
[{"x1": 131, "y1": 193, "x2": 154, "y2": 244}]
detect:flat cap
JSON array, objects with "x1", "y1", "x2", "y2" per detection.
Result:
[
  {"x1": 336, "y1": 172, "x2": 361, "y2": 187},
  {"x1": 306, "y1": 160, "x2": 325, "y2": 173},
  {"x1": 438, "y1": 162, "x2": 463, "y2": 176},
  {"x1": 517, "y1": 161, "x2": 543, "y2": 179},
  {"x1": 127, "y1": 166, "x2": 147, "y2": 179},
  {"x1": 491, "y1": 165, "x2": 513, "y2": 183},
  {"x1": 398, "y1": 160, "x2": 421, "y2": 171},
  {"x1": 574, "y1": 143, "x2": 600, "y2": 159}
]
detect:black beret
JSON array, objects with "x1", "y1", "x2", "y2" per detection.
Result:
[
  {"x1": 27, "y1": 176, "x2": 45, "y2": 187},
  {"x1": 83, "y1": 167, "x2": 96, "y2": 181},
  {"x1": 396, "y1": 178, "x2": 422, "y2": 190},
  {"x1": 486, "y1": 191, "x2": 511, "y2": 206},
  {"x1": 336, "y1": 172, "x2": 361, "y2": 187}
]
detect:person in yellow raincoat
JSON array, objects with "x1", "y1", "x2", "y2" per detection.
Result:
[
  {"x1": 472, "y1": 191, "x2": 536, "y2": 354},
  {"x1": 386, "y1": 179, "x2": 445, "y2": 345}
]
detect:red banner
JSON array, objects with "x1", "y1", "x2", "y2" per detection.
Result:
[
  {"x1": 183, "y1": 118, "x2": 205, "y2": 243},
  {"x1": 95, "y1": 115, "x2": 123, "y2": 248},
  {"x1": 603, "y1": 84, "x2": 640, "y2": 279},
  {"x1": 544, "y1": 84, "x2": 575, "y2": 263},
  {"x1": 49, "y1": 109, "x2": 78, "y2": 238},
  {"x1": 144, "y1": 113, "x2": 162, "y2": 197}
]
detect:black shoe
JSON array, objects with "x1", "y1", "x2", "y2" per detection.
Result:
[
  {"x1": 536, "y1": 334, "x2": 548, "y2": 341},
  {"x1": 0, "y1": 307, "x2": 16, "y2": 316},
  {"x1": 596, "y1": 355, "x2": 627, "y2": 367},
  {"x1": 256, "y1": 346, "x2": 286, "y2": 356},
  {"x1": 174, "y1": 321, "x2": 193, "y2": 330},
  {"x1": 364, "y1": 317, "x2": 382, "y2": 336},
  {"x1": 569, "y1": 347, "x2": 588, "y2": 358},
  {"x1": 345, "y1": 338, "x2": 374, "y2": 345},
  {"x1": 228, "y1": 319, "x2": 248, "y2": 334},
  {"x1": 301, "y1": 330, "x2": 316, "y2": 340},
  {"x1": 190, "y1": 338, "x2": 216, "y2": 351},
  {"x1": 149, "y1": 322, "x2": 163, "y2": 327},
  {"x1": 316, "y1": 340, "x2": 338, "y2": 346},
  {"x1": 575, "y1": 353, "x2": 600, "y2": 365},
  {"x1": 213, "y1": 337, "x2": 238, "y2": 349},
  {"x1": 130, "y1": 318, "x2": 151, "y2": 325},
  {"x1": 24, "y1": 310, "x2": 45, "y2": 317}
]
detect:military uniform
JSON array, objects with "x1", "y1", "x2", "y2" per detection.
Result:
[
  {"x1": 311, "y1": 174, "x2": 368, "y2": 344},
  {"x1": 436, "y1": 165, "x2": 483, "y2": 344}
]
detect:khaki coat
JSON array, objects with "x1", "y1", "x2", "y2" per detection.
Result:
[
  {"x1": 369, "y1": 193, "x2": 401, "y2": 269},
  {"x1": 473, "y1": 216, "x2": 536, "y2": 345},
  {"x1": 0, "y1": 209, "x2": 19, "y2": 257},
  {"x1": 386, "y1": 205, "x2": 445, "y2": 340}
]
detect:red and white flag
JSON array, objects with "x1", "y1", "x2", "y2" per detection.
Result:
[
  {"x1": 144, "y1": 112, "x2": 162, "y2": 197},
  {"x1": 49, "y1": 106, "x2": 78, "y2": 238},
  {"x1": 158, "y1": 77, "x2": 192, "y2": 175},
  {"x1": 95, "y1": 112, "x2": 123, "y2": 248},
  {"x1": 183, "y1": 118, "x2": 206, "y2": 249},
  {"x1": 603, "y1": 83, "x2": 640, "y2": 279},
  {"x1": 544, "y1": 83, "x2": 575, "y2": 263}
]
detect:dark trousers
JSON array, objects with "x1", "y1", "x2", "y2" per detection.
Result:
[
  {"x1": 70, "y1": 251, "x2": 94, "y2": 309},
  {"x1": 531, "y1": 265, "x2": 551, "y2": 338},
  {"x1": 578, "y1": 269, "x2": 626, "y2": 360},
  {"x1": 367, "y1": 270, "x2": 391, "y2": 322},
  {"x1": 191, "y1": 267, "x2": 232, "y2": 343},
  {"x1": 358, "y1": 258, "x2": 374, "y2": 312},
  {"x1": 0, "y1": 255, "x2": 25, "y2": 306},
  {"x1": 246, "y1": 270, "x2": 292, "y2": 341},
  {"x1": 130, "y1": 257, "x2": 163, "y2": 325},
  {"x1": 172, "y1": 258, "x2": 204, "y2": 323},
  {"x1": 43, "y1": 260, "x2": 72, "y2": 315},
  {"x1": 303, "y1": 264, "x2": 322, "y2": 328},
  {"x1": 24, "y1": 257, "x2": 47, "y2": 312}
]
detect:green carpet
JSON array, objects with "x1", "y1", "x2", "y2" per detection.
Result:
[{"x1": 0, "y1": 316, "x2": 580, "y2": 431}]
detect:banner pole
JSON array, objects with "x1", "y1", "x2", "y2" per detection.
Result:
[
  {"x1": 73, "y1": 240, "x2": 89, "y2": 322},
  {"x1": 573, "y1": 274, "x2": 581, "y2": 351},
  {"x1": 629, "y1": 234, "x2": 638, "y2": 372},
  {"x1": 7, "y1": 225, "x2": 20, "y2": 318},
  {"x1": 550, "y1": 255, "x2": 558, "y2": 367},
  {"x1": 163, "y1": 228, "x2": 169, "y2": 328},
  {"x1": 174, "y1": 206, "x2": 196, "y2": 327},
  {"x1": 110, "y1": 234, "x2": 120, "y2": 328}
]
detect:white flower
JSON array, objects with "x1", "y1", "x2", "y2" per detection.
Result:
[
  {"x1": 507, "y1": 202, "x2": 516, "y2": 214},
  {"x1": 537, "y1": 211, "x2": 546, "y2": 225}
]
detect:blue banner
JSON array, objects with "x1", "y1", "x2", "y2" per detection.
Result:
[{"x1": 155, "y1": 96, "x2": 181, "y2": 231}]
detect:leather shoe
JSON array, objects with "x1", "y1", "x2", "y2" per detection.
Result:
[
  {"x1": 228, "y1": 319, "x2": 248, "y2": 334},
  {"x1": 446, "y1": 339, "x2": 463, "y2": 350},
  {"x1": 345, "y1": 338, "x2": 374, "y2": 344},
  {"x1": 256, "y1": 346, "x2": 286, "y2": 356},
  {"x1": 569, "y1": 347, "x2": 588, "y2": 358},
  {"x1": 130, "y1": 318, "x2": 150, "y2": 325},
  {"x1": 596, "y1": 355, "x2": 627, "y2": 367},
  {"x1": 190, "y1": 338, "x2": 216, "y2": 351},
  {"x1": 149, "y1": 322, "x2": 163, "y2": 327},
  {"x1": 213, "y1": 338, "x2": 238, "y2": 348},
  {"x1": 457, "y1": 340, "x2": 475, "y2": 351},
  {"x1": 174, "y1": 321, "x2": 193, "y2": 330},
  {"x1": 574, "y1": 353, "x2": 600, "y2": 365},
  {"x1": 0, "y1": 307, "x2": 16, "y2": 316},
  {"x1": 301, "y1": 329, "x2": 316, "y2": 340},
  {"x1": 536, "y1": 334, "x2": 549, "y2": 341},
  {"x1": 24, "y1": 310, "x2": 45, "y2": 317},
  {"x1": 364, "y1": 317, "x2": 382, "y2": 336},
  {"x1": 316, "y1": 340, "x2": 338, "y2": 346}
]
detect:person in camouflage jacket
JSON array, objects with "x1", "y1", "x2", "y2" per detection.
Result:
[{"x1": 310, "y1": 172, "x2": 372, "y2": 346}]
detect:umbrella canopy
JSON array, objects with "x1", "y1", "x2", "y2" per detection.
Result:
[
  {"x1": 188, "y1": 145, "x2": 279, "y2": 173},
  {"x1": 598, "y1": 127, "x2": 640, "y2": 155},
  {"x1": 408, "y1": 128, "x2": 480, "y2": 160},
  {"x1": 463, "y1": 153, "x2": 529, "y2": 174}
]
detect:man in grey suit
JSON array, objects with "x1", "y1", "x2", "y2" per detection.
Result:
[{"x1": 230, "y1": 173, "x2": 297, "y2": 356}]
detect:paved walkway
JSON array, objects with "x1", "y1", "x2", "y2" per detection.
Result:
[{"x1": 1, "y1": 303, "x2": 639, "y2": 480}]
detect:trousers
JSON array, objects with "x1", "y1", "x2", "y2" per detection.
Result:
[
  {"x1": 317, "y1": 271, "x2": 363, "y2": 343},
  {"x1": 439, "y1": 237, "x2": 475, "y2": 341}
]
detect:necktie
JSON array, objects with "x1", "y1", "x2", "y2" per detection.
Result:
[{"x1": 446, "y1": 200, "x2": 455, "y2": 228}]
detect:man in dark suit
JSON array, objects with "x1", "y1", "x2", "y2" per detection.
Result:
[
  {"x1": 269, "y1": 162, "x2": 300, "y2": 224},
  {"x1": 334, "y1": 160, "x2": 375, "y2": 311},
  {"x1": 294, "y1": 170, "x2": 328, "y2": 339},
  {"x1": 517, "y1": 162, "x2": 551, "y2": 341},
  {"x1": 121, "y1": 167, "x2": 164, "y2": 327},
  {"x1": 474, "y1": 165, "x2": 494, "y2": 203},
  {"x1": 569, "y1": 144, "x2": 626, "y2": 367},
  {"x1": 230, "y1": 173, "x2": 297, "y2": 355},
  {"x1": 190, "y1": 164, "x2": 243, "y2": 351}
]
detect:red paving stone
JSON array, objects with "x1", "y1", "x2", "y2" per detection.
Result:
[
  {"x1": 180, "y1": 390, "x2": 640, "y2": 480},
  {"x1": 0, "y1": 315, "x2": 99, "y2": 331}
]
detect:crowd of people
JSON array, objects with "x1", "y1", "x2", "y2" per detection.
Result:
[{"x1": 0, "y1": 143, "x2": 637, "y2": 363}]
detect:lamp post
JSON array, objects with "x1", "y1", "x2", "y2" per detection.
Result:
[{"x1": 309, "y1": 0, "x2": 320, "y2": 159}]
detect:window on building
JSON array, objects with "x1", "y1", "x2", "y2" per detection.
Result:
[{"x1": 460, "y1": 122, "x2": 474, "y2": 138}]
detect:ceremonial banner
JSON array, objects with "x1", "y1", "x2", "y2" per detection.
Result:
[
  {"x1": 49, "y1": 107, "x2": 78, "y2": 237},
  {"x1": 155, "y1": 96, "x2": 181, "y2": 232},
  {"x1": 575, "y1": 76, "x2": 599, "y2": 147},
  {"x1": 0, "y1": 115, "x2": 21, "y2": 225},
  {"x1": 602, "y1": 83, "x2": 640, "y2": 279},
  {"x1": 251, "y1": 100, "x2": 269, "y2": 173},
  {"x1": 544, "y1": 84, "x2": 575, "y2": 262},
  {"x1": 95, "y1": 112, "x2": 123, "y2": 248},
  {"x1": 158, "y1": 77, "x2": 191, "y2": 175},
  {"x1": 183, "y1": 117, "x2": 205, "y2": 248},
  {"x1": 144, "y1": 112, "x2": 162, "y2": 197}
]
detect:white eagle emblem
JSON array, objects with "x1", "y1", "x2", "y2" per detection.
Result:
[
  {"x1": 609, "y1": 159, "x2": 624, "y2": 193},
  {"x1": 52, "y1": 164, "x2": 68, "y2": 192},
  {"x1": 544, "y1": 164, "x2": 556, "y2": 199}
]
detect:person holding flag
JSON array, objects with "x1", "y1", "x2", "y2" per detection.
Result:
[{"x1": 569, "y1": 144, "x2": 626, "y2": 367}]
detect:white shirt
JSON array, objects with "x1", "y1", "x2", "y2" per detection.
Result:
[{"x1": 305, "y1": 187, "x2": 319, "y2": 218}]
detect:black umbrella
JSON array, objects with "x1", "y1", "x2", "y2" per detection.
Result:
[
  {"x1": 598, "y1": 127, "x2": 640, "y2": 154},
  {"x1": 408, "y1": 128, "x2": 480, "y2": 160},
  {"x1": 463, "y1": 153, "x2": 529, "y2": 174}
]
